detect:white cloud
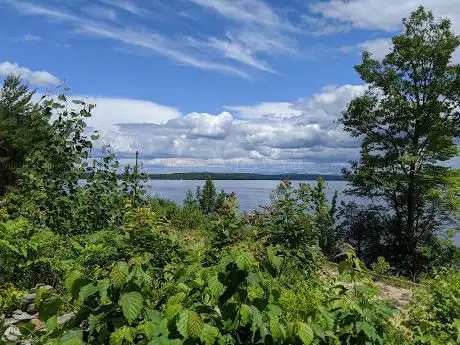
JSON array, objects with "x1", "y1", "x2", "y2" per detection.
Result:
[
  {"x1": 185, "y1": 112, "x2": 233, "y2": 139},
  {"x1": 358, "y1": 38, "x2": 393, "y2": 60},
  {"x1": 9, "y1": 0, "x2": 79, "y2": 22},
  {"x1": 224, "y1": 102, "x2": 301, "y2": 120},
  {"x1": 79, "y1": 23, "x2": 248, "y2": 78},
  {"x1": 293, "y1": 84, "x2": 368, "y2": 126},
  {"x1": 20, "y1": 34, "x2": 42, "y2": 42},
  {"x1": 98, "y1": 0, "x2": 147, "y2": 15},
  {"x1": 0, "y1": 61, "x2": 60, "y2": 86},
  {"x1": 310, "y1": 0, "x2": 460, "y2": 33},
  {"x1": 302, "y1": 15, "x2": 351, "y2": 36},
  {"x1": 80, "y1": 97, "x2": 181, "y2": 131},
  {"x1": 7, "y1": 1, "x2": 248, "y2": 78},
  {"x1": 188, "y1": 0, "x2": 291, "y2": 29},
  {"x1": 87, "y1": 83, "x2": 367, "y2": 173},
  {"x1": 187, "y1": 29, "x2": 296, "y2": 74},
  {"x1": 165, "y1": 112, "x2": 234, "y2": 139},
  {"x1": 83, "y1": 5, "x2": 118, "y2": 22},
  {"x1": 207, "y1": 38, "x2": 276, "y2": 73},
  {"x1": 339, "y1": 38, "x2": 393, "y2": 60}
]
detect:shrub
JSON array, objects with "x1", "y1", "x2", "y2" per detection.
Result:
[{"x1": 407, "y1": 269, "x2": 460, "y2": 344}]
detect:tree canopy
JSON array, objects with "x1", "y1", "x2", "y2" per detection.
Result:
[{"x1": 341, "y1": 6, "x2": 460, "y2": 271}]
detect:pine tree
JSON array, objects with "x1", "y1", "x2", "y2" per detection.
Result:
[
  {"x1": 215, "y1": 189, "x2": 226, "y2": 213},
  {"x1": 0, "y1": 76, "x2": 48, "y2": 196},
  {"x1": 184, "y1": 189, "x2": 196, "y2": 208},
  {"x1": 199, "y1": 176, "x2": 217, "y2": 214}
]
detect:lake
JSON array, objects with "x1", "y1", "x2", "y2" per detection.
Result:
[
  {"x1": 146, "y1": 179, "x2": 459, "y2": 245},
  {"x1": 147, "y1": 179, "x2": 350, "y2": 212}
]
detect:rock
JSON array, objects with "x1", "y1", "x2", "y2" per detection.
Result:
[
  {"x1": 19, "y1": 340, "x2": 34, "y2": 345},
  {"x1": 3, "y1": 318, "x2": 18, "y2": 326},
  {"x1": 2, "y1": 325, "x2": 21, "y2": 342},
  {"x1": 12, "y1": 310, "x2": 36, "y2": 321},
  {"x1": 26, "y1": 303, "x2": 37, "y2": 314},
  {"x1": 31, "y1": 318, "x2": 43, "y2": 330},
  {"x1": 22, "y1": 293, "x2": 36, "y2": 304},
  {"x1": 57, "y1": 312, "x2": 76, "y2": 325}
]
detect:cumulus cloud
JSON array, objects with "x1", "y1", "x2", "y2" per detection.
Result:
[
  {"x1": 358, "y1": 38, "x2": 393, "y2": 60},
  {"x1": 183, "y1": 112, "x2": 233, "y2": 139},
  {"x1": 293, "y1": 84, "x2": 368, "y2": 126},
  {"x1": 0, "y1": 61, "x2": 60, "y2": 86},
  {"x1": 224, "y1": 102, "x2": 301, "y2": 120},
  {"x1": 80, "y1": 97, "x2": 181, "y2": 131},
  {"x1": 88, "y1": 83, "x2": 366, "y2": 173}
]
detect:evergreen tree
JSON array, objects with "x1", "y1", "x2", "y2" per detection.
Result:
[
  {"x1": 183, "y1": 189, "x2": 196, "y2": 208},
  {"x1": 0, "y1": 76, "x2": 49, "y2": 196},
  {"x1": 199, "y1": 176, "x2": 217, "y2": 214},
  {"x1": 215, "y1": 189, "x2": 226, "y2": 213},
  {"x1": 340, "y1": 7, "x2": 460, "y2": 271}
]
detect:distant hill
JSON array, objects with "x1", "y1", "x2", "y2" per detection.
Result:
[{"x1": 146, "y1": 172, "x2": 345, "y2": 181}]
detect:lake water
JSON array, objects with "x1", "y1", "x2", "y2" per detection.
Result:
[
  {"x1": 146, "y1": 179, "x2": 459, "y2": 245},
  {"x1": 147, "y1": 180, "x2": 351, "y2": 211}
]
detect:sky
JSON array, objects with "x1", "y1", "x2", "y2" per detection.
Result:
[{"x1": 1, "y1": 0, "x2": 460, "y2": 174}]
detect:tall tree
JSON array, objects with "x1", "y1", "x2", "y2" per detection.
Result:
[
  {"x1": 0, "y1": 76, "x2": 48, "y2": 196},
  {"x1": 340, "y1": 7, "x2": 460, "y2": 271},
  {"x1": 200, "y1": 176, "x2": 217, "y2": 214}
]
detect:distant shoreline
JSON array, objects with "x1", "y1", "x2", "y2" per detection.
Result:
[{"x1": 145, "y1": 172, "x2": 345, "y2": 181}]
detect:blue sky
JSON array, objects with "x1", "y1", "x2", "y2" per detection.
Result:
[{"x1": 1, "y1": 0, "x2": 459, "y2": 173}]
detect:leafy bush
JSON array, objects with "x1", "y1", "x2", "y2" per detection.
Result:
[
  {"x1": 261, "y1": 179, "x2": 337, "y2": 256},
  {"x1": 407, "y1": 270, "x2": 460, "y2": 344},
  {"x1": 0, "y1": 218, "x2": 61, "y2": 288}
]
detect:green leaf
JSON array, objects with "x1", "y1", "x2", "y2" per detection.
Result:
[
  {"x1": 356, "y1": 321, "x2": 377, "y2": 340},
  {"x1": 98, "y1": 279, "x2": 111, "y2": 305},
  {"x1": 177, "y1": 311, "x2": 189, "y2": 338},
  {"x1": 78, "y1": 284, "x2": 98, "y2": 304},
  {"x1": 239, "y1": 304, "x2": 252, "y2": 325},
  {"x1": 208, "y1": 274, "x2": 225, "y2": 299},
  {"x1": 59, "y1": 330, "x2": 84, "y2": 345},
  {"x1": 200, "y1": 324, "x2": 219, "y2": 345},
  {"x1": 311, "y1": 323, "x2": 326, "y2": 340},
  {"x1": 65, "y1": 271, "x2": 86, "y2": 301},
  {"x1": 187, "y1": 311, "x2": 204, "y2": 338},
  {"x1": 165, "y1": 303, "x2": 182, "y2": 321},
  {"x1": 235, "y1": 252, "x2": 256, "y2": 270},
  {"x1": 296, "y1": 322, "x2": 314, "y2": 345},
  {"x1": 111, "y1": 262, "x2": 129, "y2": 288},
  {"x1": 119, "y1": 292, "x2": 144, "y2": 324},
  {"x1": 38, "y1": 298, "x2": 60, "y2": 322},
  {"x1": 267, "y1": 247, "x2": 283, "y2": 272},
  {"x1": 270, "y1": 317, "x2": 286, "y2": 339},
  {"x1": 45, "y1": 315, "x2": 58, "y2": 332},
  {"x1": 110, "y1": 327, "x2": 135, "y2": 345},
  {"x1": 138, "y1": 320, "x2": 158, "y2": 339}
]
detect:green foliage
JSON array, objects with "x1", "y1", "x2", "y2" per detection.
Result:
[
  {"x1": 0, "y1": 218, "x2": 61, "y2": 288},
  {"x1": 407, "y1": 270, "x2": 460, "y2": 344},
  {"x1": 372, "y1": 257, "x2": 391, "y2": 277},
  {"x1": 206, "y1": 192, "x2": 249, "y2": 258},
  {"x1": 0, "y1": 76, "x2": 49, "y2": 197},
  {"x1": 1, "y1": 9, "x2": 459, "y2": 344},
  {"x1": 0, "y1": 283, "x2": 25, "y2": 315},
  {"x1": 340, "y1": 6, "x2": 460, "y2": 272},
  {"x1": 200, "y1": 176, "x2": 217, "y2": 214},
  {"x1": 261, "y1": 179, "x2": 338, "y2": 256}
]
